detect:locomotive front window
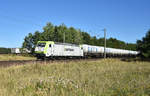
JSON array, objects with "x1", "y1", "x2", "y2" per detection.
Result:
[
  {"x1": 49, "y1": 44, "x2": 51, "y2": 47},
  {"x1": 37, "y1": 43, "x2": 46, "y2": 47}
]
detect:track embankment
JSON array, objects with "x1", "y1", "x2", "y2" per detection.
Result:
[{"x1": 0, "y1": 60, "x2": 35, "y2": 67}]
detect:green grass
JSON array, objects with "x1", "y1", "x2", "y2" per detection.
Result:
[
  {"x1": 0, "y1": 54, "x2": 36, "y2": 61},
  {"x1": 0, "y1": 59, "x2": 150, "y2": 96}
]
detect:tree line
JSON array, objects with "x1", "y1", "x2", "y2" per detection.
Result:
[
  {"x1": 137, "y1": 30, "x2": 150, "y2": 58},
  {"x1": 0, "y1": 48, "x2": 11, "y2": 54},
  {"x1": 22, "y1": 22, "x2": 137, "y2": 52}
]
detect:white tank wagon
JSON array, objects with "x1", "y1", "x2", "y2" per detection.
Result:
[
  {"x1": 81, "y1": 44, "x2": 104, "y2": 57},
  {"x1": 129, "y1": 50, "x2": 139, "y2": 56},
  {"x1": 80, "y1": 44, "x2": 139, "y2": 57},
  {"x1": 35, "y1": 41, "x2": 83, "y2": 59},
  {"x1": 105, "y1": 48, "x2": 119, "y2": 57},
  {"x1": 108, "y1": 48, "x2": 139, "y2": 57}
]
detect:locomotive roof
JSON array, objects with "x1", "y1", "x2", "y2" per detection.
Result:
[
  {"x1": 37, "y1": 41, "x2": 79, "y2": 47},
  {"x1": 55, "y1": 42, "x2": 79, "y2": 47}
]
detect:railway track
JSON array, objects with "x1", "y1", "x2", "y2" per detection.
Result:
[{"x1": 0, "y1": 58, "x2": 102, "y2": 67}]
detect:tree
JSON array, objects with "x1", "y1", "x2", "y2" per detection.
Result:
[
  {"x1": 57, "y1": 24, "x2": 67, "y2": 42},
  {"x1": 81, "y1": 32, "x2": 92, "y2": 44},
  {"x1": 68, "y1": 27, "x2": 83, "y2": 44},
  {"x1": 137, "y1": 30, "x2": 150, "y2": 58},
  {"x1": 53, "y1": 26, "x2": 59, "y2": 42},
  {"x1": 22, "y1": 22, "x2": 84, "y2": 52},
  {"x1": 22, "y1": 22, "x2": 137, "y2": 53},
  {"x1": 91, "y1": 36, "x2": 98, "y2": 45},
  {"x1": 33, "y1": 31, "x2": 42, "y2": 45},
  {"x1": 42, "y1": 22, "x2": 55, "y2": 41},
  {"x1": 22, "y1": 33, "x2": 34, "y2": 52}
]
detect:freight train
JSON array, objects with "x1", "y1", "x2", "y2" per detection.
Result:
[
  {"x1": 34, "y1": 41, "x2": 139, "y2": 59},
  {"x1": 11, "y1": 48, "x2": 31, "y2": 54}
]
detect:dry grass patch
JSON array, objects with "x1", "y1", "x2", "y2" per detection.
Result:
[{"x1": 0, "y1": 54, "x2": 36, "y2": 61}]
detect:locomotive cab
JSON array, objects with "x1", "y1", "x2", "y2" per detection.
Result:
[{"x1": 35, "y1": 41, "x2": 54, "y2": 58}]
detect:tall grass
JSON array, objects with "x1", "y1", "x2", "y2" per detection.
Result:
[{"x1": 0, "y1": 59, "x2": 150, "y2": 96}]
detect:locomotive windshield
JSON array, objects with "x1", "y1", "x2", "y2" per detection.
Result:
[{"x1": 37, "y1": 43, "x2": 46, "y2": 47}]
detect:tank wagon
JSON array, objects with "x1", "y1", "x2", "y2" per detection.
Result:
[
  {"x1": 81, "y1": 44, "x2": 138, "y2": 57},
  {"x1": 35, "y1": 41, "x2": 139, "y2": 59},
  {"x1": 81, "y1": 44, "x2": 104, "y2": 57}
]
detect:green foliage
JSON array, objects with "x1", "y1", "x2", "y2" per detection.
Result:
[
  {"x1": 137, "y1": 30, "x2": 150, "y2": 58},
  {"x1": 22, "y1": 33, "x2": 34, "y2": 52},
  {"x1": 106, "y1": 38, "x2": 136, "y2": 50},
  {"x1": 22, "y1": 23, "x2": 83, "y2": 52},
  {"x1": 22, "y1": 22, "x2": 137, "y2": 52},
  {"x1": 0, "y1": 47, "x2": 11, "y2": 54}
]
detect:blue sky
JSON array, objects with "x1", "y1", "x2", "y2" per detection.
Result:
[{"x1": 0, "y1": 0, "x2": 150, "y2": 48}]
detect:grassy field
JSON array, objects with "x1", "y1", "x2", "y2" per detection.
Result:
[
  {"x1": 0, "y1": 59, "x2": 150, "y2": 96},
  {"x1": 0, "y1": 54, "x2": 36, "y2": 61}
]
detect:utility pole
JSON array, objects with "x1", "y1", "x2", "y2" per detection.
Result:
[{"x1": 104, "y1": 28, "x2": 106, "y2": 59}]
